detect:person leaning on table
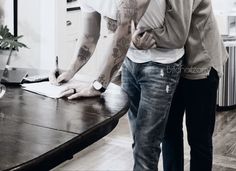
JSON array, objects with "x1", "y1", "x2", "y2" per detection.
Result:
[
  {"x1": 132, "y1": 0, "x2": 229, "y2": 170},
  {"x1": 49, "y1": 0, "x2": 152, "y2": 98}
]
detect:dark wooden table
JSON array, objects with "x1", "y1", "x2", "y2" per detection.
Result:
[{"x1": 0, "y1": 70, "x2": 129, "y2": 171}]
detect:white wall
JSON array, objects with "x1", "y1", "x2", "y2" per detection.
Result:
[
  {"x1": 212, "y1": 0, "x2": 236, "y2": 35},
  {"x1": 39, "y1": 0, "x2": 63, "y2": 70},
  {"x1": 10, "y1": 0, "x2": 41, "y2": 68},
  {"x1": 212, "y1": 0, "x2": 236, "y2": 12},
  {"x1": 10, "y1": 0, "x2": 66, "y2": 70}
]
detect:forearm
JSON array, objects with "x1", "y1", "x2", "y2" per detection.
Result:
[
  {"x1": 68, "y1": 34, "x2": 99, "y2": 75},
  {"x1": 67, "y1": 12, "x2": 101, "y2": 76},
  {"x1": 97, "y1": 25, "x2": 131, "y2": 87},
  {"x1": 96, "y1": 0, "x2": 151, "y2": 87}
]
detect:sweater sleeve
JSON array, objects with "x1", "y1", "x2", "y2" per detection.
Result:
[{"x1": 152, "y1": 0, "x2": 193, "y2": 49}]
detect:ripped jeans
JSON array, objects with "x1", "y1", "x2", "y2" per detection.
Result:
[{"x1": 122, "y1": 57, "x2": 182, "y2": 171}]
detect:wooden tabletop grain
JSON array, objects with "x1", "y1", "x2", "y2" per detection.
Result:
[{"x1": 0, "y1": 69, "x2": 129, "y2": 171}]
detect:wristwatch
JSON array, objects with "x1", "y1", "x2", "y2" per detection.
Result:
[{"x1": 92, "y1": 80, "x2": 106, "y2": 93}]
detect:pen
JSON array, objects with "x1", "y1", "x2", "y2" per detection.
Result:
[{"x1": 55, "y1": 56, "x2": 60, "y2": 78}]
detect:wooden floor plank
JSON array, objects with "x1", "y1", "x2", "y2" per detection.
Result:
[{"x1": 56, "y1": 110, "x2": 236, "y2": 171}]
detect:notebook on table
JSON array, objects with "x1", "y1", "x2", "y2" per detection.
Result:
[
  {"x1": 21, "y1": 74, "x2": 95, "y2": 99},
  {"x1": 21, "y1": 79, "x2": 89, "y2": 99}
]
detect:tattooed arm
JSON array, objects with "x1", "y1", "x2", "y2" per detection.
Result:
[
  {"x1": 96, "y1": 0, "x2": 151, "y2": 87},
  {"x1": 60, "y1": 0, "x2": 151, "y2": 99},
  {"x1": 49, "y1": 12, "x2": 101, "y2": 85}
]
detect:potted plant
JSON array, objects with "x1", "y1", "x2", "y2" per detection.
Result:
[{"x1": 0, "y1": 25, "x2": 27, "y2": 66}]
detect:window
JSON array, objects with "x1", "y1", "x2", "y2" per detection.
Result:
[{"x1": 0, "y1": 0, "x2": 17, "y2": 36}]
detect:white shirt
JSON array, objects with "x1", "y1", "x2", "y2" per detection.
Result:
[
  {"x1": 80, "y1": 0, "x2": 184, "y2": 64},
  {"x1": 80, "y1": 0, "x2": 119, "y2": 20}
]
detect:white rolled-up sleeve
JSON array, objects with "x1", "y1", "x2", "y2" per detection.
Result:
[{"x1": 80, "y1": 0, "x2": 119, "y2": 20}]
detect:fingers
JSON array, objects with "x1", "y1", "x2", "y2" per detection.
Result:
[
  {"x1": 57, "y1": 73, "x2": 68, "y2": 84},
  {"x1": 148, "y1": 39, "x2": 157, "y2": 48},
  {"x1": 151, "y1": 43, "x2": 157, "y2": 49},
  {"x1": 68, "y1": 93, "x2": 82, "y2": 100},
  {"x1": 67, "y1": 89, "x2": 101, "y2": 99},
  {"x1": 60, "y1": 88, "x2": 76, "y2": 98},
  {"x1": 60, "y1": 85, "x2": 101, "y2": 100},
  {"x1": 58, "y1": 70, "x2": 74, "y2": 83},
  {"x1": 140, "y1": 32, "x2": 150, "y2": 42},
  {"x1": 50, "y1": 71, "x2": 73, "y2": 86},
  {"x1": 132, "y1": 30, "x2": 142, "y2": 44},
  {"x1": 146, "y1": 33, "x2": 154, "y2": 43},
  {"x1": 140, "y1": 32, "x2": 153, "y2": 43},
  {"x1": 132, "y1": 31, "x2": 156, "y2": 50},
  {"x1": 49, "y1": 70, "x2": 60, "y2": 85}
]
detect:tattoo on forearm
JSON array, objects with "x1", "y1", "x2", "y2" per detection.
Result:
[
  {"x1": 78, "y1": 45, "x2": 91, "y2": 63},
  {"x1": 104, "y1": 17, "x2": 118, "y2": 33},
  {"x1": 108, "y1": 35, "x2": 130, "y2": 83},
  {"x1": 98, "y1": 74, "x2": 107, "y2": 86},
  {"x1": 99, "y1": 0, "x2": 139, "y2": 87},
  {"x1": 112, "y1": 37, "x2": 130, "y2": 62}
]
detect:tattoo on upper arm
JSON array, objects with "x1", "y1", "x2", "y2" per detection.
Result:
[
  {"x1": 117, "y1": 0, "x2": 138, "y2": 24},
  {"x1": 104, "y1": 17, "x2": 118, "y2": 33}
]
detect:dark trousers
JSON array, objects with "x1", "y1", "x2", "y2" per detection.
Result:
[{"x1": 162, "y1": 68, "x2": 219, "y2": 171}]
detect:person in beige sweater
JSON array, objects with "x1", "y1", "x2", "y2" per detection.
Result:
[{"x1": 132, "y1": 0, "x2": 228, "y2": 170}]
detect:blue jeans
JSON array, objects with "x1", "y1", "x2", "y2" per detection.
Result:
[{"x1": 122, "y1": 57, "x2": 182, "y2": 171}]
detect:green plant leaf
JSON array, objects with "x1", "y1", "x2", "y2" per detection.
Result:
[{"x1": 0, "y1": 25, "x2": 27, "y2": 50}]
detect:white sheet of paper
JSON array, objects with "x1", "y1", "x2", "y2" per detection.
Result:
[{"x1": 21, "y1": 80, "x2": 87, "y2": 99}]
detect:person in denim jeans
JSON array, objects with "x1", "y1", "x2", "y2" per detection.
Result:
[
  {"x1": 132, "y1": 0, "x2": 228, "y2": 170},
  {"x1": 122, "y1": 57, "x2": 182, "y2": 171},
  {"x1": 121, "y1": 0, "x2": 185, "y2": 170}
]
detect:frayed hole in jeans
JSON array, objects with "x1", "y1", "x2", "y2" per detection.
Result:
[
  {"x1": 166, "y1": 85, "x2": 170, "y2": 93},
  {"x1": 160, "y1": 69, "x2": 164, "y2": 77}
]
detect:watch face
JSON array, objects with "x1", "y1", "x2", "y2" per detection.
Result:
[{"x1": 93, "y1": 81, "x2": 103, "y2": 90}]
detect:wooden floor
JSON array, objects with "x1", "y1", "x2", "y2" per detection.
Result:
[{"x1": 54, "y1": 109, "x2": 236, "y2": 171}]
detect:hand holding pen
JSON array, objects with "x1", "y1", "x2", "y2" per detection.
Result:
[
  {"x1": 49, "y1": 56, "x2": 62, "y2": 85},
  {"x1": 49, "y1": 56, "x2": 75, "y2": 85}
]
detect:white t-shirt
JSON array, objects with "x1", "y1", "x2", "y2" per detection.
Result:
[
  {"x1": 80, "y1": 0, "x2": 184, "y2": 64},
  {"x1": 80, "y1": 0, "x2": 119, "y2": 20}
]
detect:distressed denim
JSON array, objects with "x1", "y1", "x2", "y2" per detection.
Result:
[{"x1": 122, "y1": 57, "x2": 182, "y2": 171}]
